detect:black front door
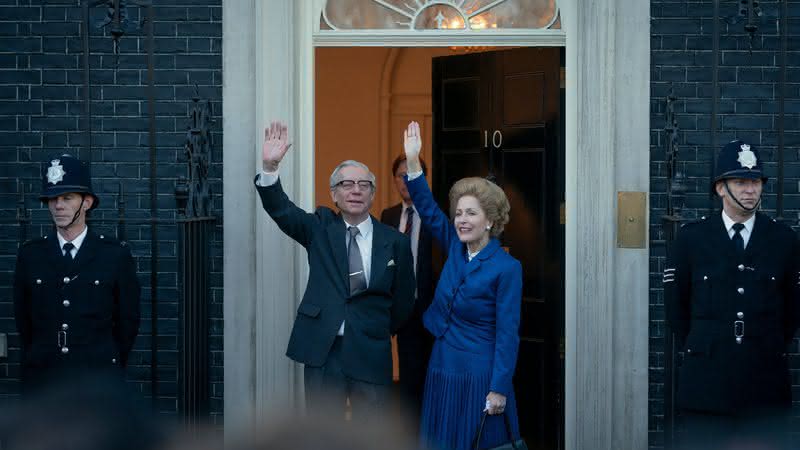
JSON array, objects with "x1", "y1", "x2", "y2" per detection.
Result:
[{"x1": 432, "y1": 47, "x2": 565, "y2": 450}]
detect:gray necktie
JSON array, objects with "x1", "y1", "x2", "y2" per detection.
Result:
[{"x1": 348, "y1": 226, "x2": 367, "y2": 295}]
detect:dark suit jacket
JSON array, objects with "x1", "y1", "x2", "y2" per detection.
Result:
[
  {"x1": 665, "y1": 212, "x2": 800, "y2": 414},
  {"x1": 256, "y1": 178, "x2": 416, "y2": 385},
  {"x1": 380, "y1": 203, "x2": 435, "y2": 404},
  {"x1": 13, "y1": 231, "x2": 141, "y2": 386},
  {"x1": 380, "y1": 203, "x2": 435, "y2": 331}
]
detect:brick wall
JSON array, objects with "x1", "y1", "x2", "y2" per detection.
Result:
[
  {"x1": 0, "y1": 0, "x2": 223, "y2": 426},
  {"x1": 650, "y1": 1, "x2": 800, "y2": 448}
]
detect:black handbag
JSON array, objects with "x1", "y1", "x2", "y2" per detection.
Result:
[{"x1": 471, "y1": 411, "x2": 528, "y2": 450}]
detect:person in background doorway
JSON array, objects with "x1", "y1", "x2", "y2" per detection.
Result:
[{"x1": 380, "y1": 153, "x2": 436, "y2": 431}]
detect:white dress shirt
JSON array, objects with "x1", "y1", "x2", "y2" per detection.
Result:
[
  {"x1": 57, "y1": 226, "x2": 88, "y2": 258},
  {"x1": 399, "y1": 203, "x2": 421, "y2": 272},
  {"x1": 722, "y1": 210, "x2": 755, "y2": 249}
]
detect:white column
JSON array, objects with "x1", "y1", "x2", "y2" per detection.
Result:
[
  {"x1": 223, "y1": 0, "x2": 311, "y2": 437},
  {"x1": 563, "y1": 0, "x2": 650, "y2": 448},
  {"x1": 223, "y1": 0, "x2": 257, "y2": 438}
]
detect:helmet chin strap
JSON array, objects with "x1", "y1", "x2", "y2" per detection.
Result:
[
  {"x1": 723, "y1": 180, "x2": 760, "y2": 213},
  {"x1": 57, "y1": 196, "x2": 86, "y2": 230}
]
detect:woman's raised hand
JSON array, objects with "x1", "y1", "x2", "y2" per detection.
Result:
[{"x1": 403, "y1": 121, "x2": 423, "y2": 173}]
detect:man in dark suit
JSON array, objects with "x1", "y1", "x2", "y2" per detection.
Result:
[
  {"x1": 665, "y1": 140, "x2": 800, "y2": 449},
  {"x1": 13, "y1": 155, "x2": 140, "y2": 393},
  {"x1": 254, "y1": 121, "x2": 415, "y2": 419},
  {"x1": 380, "y1": 154, "x2": 435, "y2": 422}
]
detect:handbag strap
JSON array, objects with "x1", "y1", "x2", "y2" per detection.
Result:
[{"x1": 471, "y1": 411, "x2": 521, "y2": 450}]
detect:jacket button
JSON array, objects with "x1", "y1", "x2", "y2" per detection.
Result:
[
  {"x1": 35, "y1": 279, "x2": 42, "y2": 285},
  {"x1": 61, "y1": 323, "x2": 69, "y2": 331},
  {"x1": 94, "y1": 280, "x2": 100, "y2": 285},
  {"x1": 62, "y1": 300, "x2": 70, "y2": 307},
  {"x1": 738, "y1": 264, "x2": 745, "y2": 271},
  {"x1": 736, "y1": 337, "x2": 743, "y2": 344},
  {"x1": 737, "y1": 312, "x2": 744, "y2": 319},
  {"x1": 771, "y1": 276, "x2": 776, "y2": 281},
  {"x1": 112, "y1": 358, "x2": 117, "y2": 364},
  {"x1": 686, "y1": 348, "x2": 692, "y2": 354},
  {"x1": 63, "y1": 277, "x2": 70, "y2": 284},
  {"x1": 703, "y1": 275, "x2": 708, "y2": 281},
  {"x1": 737, "y1": 287, "x2": 744, "y2": 294},
  {"x1": 61, "y1": 347, "x2": 69, "y2": 354}
]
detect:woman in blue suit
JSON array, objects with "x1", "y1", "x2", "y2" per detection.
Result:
[{"x1": 402, "y1": 121, "x2": 523, "y2": 450}]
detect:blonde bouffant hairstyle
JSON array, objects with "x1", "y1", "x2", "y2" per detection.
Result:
[{"x1": 448, "y1": 177, "x2": 511, "y2": 238}]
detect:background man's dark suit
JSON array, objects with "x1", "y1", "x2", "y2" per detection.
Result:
[
  {"x1": 380, "y1": 203, "x2": 434, "y2": 415},
  {"x1": 665, "y1": 212, "x2": 800, "y2": 447},
  {"x1": 14, "y1": 231, "x2": 140, "y2": 390},
  {"x1": 255, "y1": 178, "x2": 416, "y2": 389}
]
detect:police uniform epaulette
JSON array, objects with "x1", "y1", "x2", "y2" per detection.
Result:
[
  {"x1": 680, "y1": 215, "x2": 708, "y2": 228},
  {"x1": 97, "y1": 234, "x2": 128, "y2": 247}
]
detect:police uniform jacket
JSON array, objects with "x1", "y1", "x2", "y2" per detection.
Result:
[
  {"x1": 13, "y1": 231, "x2": 141, "y2": 385},
  {"x1": 665, "y1": 212, "x2": 800, "y2": 414}
]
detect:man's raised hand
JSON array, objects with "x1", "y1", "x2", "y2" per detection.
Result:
[{"x1": 262, "y1": 121, "x2": 292, "y2": 173}]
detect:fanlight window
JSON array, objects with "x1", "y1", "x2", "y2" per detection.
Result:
[{"x1": 321, "y1": 0, "x2": 560, "y2": 31}]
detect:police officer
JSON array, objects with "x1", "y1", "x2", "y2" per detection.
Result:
[
  {"x1": 665, "y1": 140, "x2": 800, "y2": 449},
  {"x1": 13, "y1": 155, "x2": 140, "y2": 392}
]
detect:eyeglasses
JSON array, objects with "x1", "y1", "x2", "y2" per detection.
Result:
[{"x1": 334, "y1": 179, "x2": 374, "y2": 190}]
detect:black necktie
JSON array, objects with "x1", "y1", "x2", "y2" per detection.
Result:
[
  {"x1": 404, "y1": 207, "x2": 414, "y2": 237},
  {"x1": 732, "y1": 223, "x2": 745, "y2": 254},
  {"x1": 62, "y1": 242, "x2": 75, "y2": 263},
  {"x1": 348, "y1": 226, "x2": 367, "y2": 295}
]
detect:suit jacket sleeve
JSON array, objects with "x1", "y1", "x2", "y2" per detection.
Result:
[
  {"x1": 390, "y1": 233, "x2": 416, "y2": 333},
  {"x1": 664, "y1": 230, "x2": 691, "y2": 342},
  {"x1": 114, "y1": 245, "x2": 141, "y2": 366},
  {"x1": 255, "y1": 177, "x2": 320, "y2": 248},
  {"x1": 404, "y1": 174, "x2": 455, "y2": 251},
  {"x1": 13, "y1": 247, "x2": 31, "y2": 356},
  {"x1": 783, "y1": 230, "x2": 800, "y2": 343},
  {"x1": 490, "y1": 259, "x2": 523, "y2": 397}
]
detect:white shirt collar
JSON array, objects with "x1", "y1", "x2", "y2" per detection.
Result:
[
  {"x1": 344, "y1": 216, "x2": 373, "y2": 239},
  {"x1": 721, "y1": 210, "x2": 755, "y2": 234},
  {"x1": 57, "y1": 226, "x2": 89, "y2": 252}
]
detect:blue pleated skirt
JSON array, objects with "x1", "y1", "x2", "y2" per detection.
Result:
[{"x1": 420, "y1": 339, "x2": 520, "y2": 450}]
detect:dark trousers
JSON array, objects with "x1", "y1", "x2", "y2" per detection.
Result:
[
  {"x1": 394, "y1": 322, "x2": 432, "y2": 432},
  {"x1": 678, "y1": 410, "x2": 790, "y2": 450},
  {"x1": 304, "y1": 336, "x2": 388, "y2": 423}
]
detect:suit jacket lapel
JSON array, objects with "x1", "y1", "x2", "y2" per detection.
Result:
[
  {"x1": 369, "y1": 218, "x2": 390, "y2": 288},
  {"x1": 327, "y1": 218, "x2": 349, "y2": 292}
]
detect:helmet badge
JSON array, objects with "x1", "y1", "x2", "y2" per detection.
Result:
[
  {"x1": 737, "y1": 144, "x2": 757, "y2": 170},
  {"x1": 47, "y1": 159, "x2": 66, "y2": 185}
]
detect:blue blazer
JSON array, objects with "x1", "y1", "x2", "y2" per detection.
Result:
[{"x1": 405, "y1": 174, "x2": 522, "y2": 397}]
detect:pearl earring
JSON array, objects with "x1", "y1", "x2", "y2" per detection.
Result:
[{"x1": 486, "y1": 225, "x2": 491, "y2": 230}]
